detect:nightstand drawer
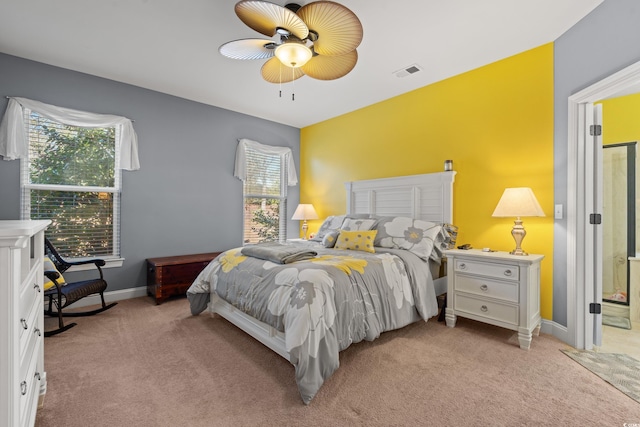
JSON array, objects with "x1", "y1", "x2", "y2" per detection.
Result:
[
  {"x1": 454, "y1": 275, "x2": 518, "y2": 303},
  {"x1": 454, "y1": 259, "x2": 519, "y2": 281},
  {"x1": 454, "y1": 293, "x2": 518, "y2": 326}
]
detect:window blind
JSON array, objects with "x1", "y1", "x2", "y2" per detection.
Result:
[
  {"x1": 243, "y1": 146, "x2": 287, "y2": 244},
  {"x1": 21, "y1": 110, "x2": 121, "y2": 259}
]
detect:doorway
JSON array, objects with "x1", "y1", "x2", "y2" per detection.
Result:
[{"x1": 567, "y1": 60, "x2": 640, "y2": 351}]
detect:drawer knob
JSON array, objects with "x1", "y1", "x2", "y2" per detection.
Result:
[
  {"x1": 33, "y1": 283, "x2": 41, "y2": 292},
  {"x1": 34, "y1": 328, "x2": 41, "y2": 337},
  {"x1": 20, "y1": 318, "x2": 28, "y2": 330},
  {"x1": 480, "y1": 284, "x2": 488, "y2": 292},
  {"x1": 20, "y1": 381, "x2": 27, "y2": 395},
  {"x1": 481, "y1": 305, "x2": 488, "y2": 312},
  {"x1": 504, "y1": 269, "x2": 513, "y2": 277},
  {"x1": 459, "y1": 263, "x2": 467, "y2": 270}
]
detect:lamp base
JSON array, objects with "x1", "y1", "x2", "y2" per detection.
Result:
[
  {"x1": 510, "y1": 218, "x2": 528, "y2": 256},
  {"x1": 509, "y1": 248, "x2": 528, "y2": 256},
  {"x1": 302, "y1": 221, "x2": 308, "y2": 240}
]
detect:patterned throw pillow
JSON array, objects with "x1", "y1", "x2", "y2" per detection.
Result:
[
  {"x1": 374, "y1": 216, "x2": 442, "y2": 261},
  {"x1": 311, "y1": 215, "x2": 345, "y2": 242},
  {"x1": 340, "y1": 217, "x2": 376, "y2": 231},
  {"x1": 43, "y1": 256, "x2": 66, "y2": 290},
  {"x1": 322, "y1": 230, "x2": 340, "y2": 248},
  {"x1": 430, "y1": 223, "x2": 459, "y2": 262},
  {"x1": 334, "y1": 230, "x2": 377, "y2": 253},
  {"x1": 442, "y1": 223, "x2": 458, "y2": 249}
]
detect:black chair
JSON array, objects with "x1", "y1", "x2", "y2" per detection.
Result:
[{"x1": 43, "y1": 237, "x2": 117, "y2": 337}]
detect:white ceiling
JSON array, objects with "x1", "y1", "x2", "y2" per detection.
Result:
[{"x1": 0, "y1": 0, "x2": 603, "y2": 128}]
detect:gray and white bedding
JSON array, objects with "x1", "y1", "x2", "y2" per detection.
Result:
[
  {"x1": 240, "y1": 242, "x2": 318, "y2": 264},
  {"x1": 187, "y1": 242, "x2": 440, "y2": 404}
]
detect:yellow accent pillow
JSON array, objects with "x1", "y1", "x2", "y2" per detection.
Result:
[
  {"x1": 43, "y1": 256, "x2": 66, "y2": 291},
  {"x1": 334, "y1": 230, "x2": 377, "y2": 253}
]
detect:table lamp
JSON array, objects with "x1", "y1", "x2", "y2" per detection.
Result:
[
  {"x1": 492, "y1": 187, "x2": 545, "y2": 256},
  {"x1": 292, "y1": 204, "x2": 318, "y2": 240}
]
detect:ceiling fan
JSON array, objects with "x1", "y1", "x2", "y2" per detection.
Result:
[{"x1": 219, "y1": 1, "x2": 363, "y2": 85}]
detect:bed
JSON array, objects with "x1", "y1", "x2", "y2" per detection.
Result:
[{"x1": 187, "y1": 171, "x2": 456, "y2": 404}]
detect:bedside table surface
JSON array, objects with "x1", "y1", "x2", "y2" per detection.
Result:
[{"x1": 443, "y1": 249, "x2": 544, "y2": 263}]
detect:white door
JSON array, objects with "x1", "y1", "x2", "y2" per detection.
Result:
[{"x1": 584, "y1": 102, "x2": 603, "y2": 348}]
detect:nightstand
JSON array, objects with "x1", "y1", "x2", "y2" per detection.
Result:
[{"x1": 443, "y1": 249, "x2": 544, "y2": 350}]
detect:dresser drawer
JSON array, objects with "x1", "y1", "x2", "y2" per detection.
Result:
[
  {"x1": 454, "y1": 274, "x2": 518, "y2": 303},
  {"x1": 20, "y1": 315, "x2": 42, "y2": 387},
  {"x1": 454, "y1": 259, "x2": 519, "y2": 281},
  {"x1": 19, "y1": 296, "x2": 42, "y2": 360},
  {"x1": 19, "y1": 267, "x2": 42, "y2": 328},
  {"x1": 19, "y1": 343, "x2": 41, "y2": 427},
  {"x1": 453, "y1": 293, "x2": 519, "y2": 326}
]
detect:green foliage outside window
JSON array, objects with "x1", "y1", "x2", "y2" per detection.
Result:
[
  {"x1": 250, "y1": 198, "x2": 281, "y2": 242},
  {"x1": 28, "y1": 119, "x2": 116, "y2": 258}
]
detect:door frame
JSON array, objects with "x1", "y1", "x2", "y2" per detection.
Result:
[{"x1": 567, "y1": 60, "x2": 640, "y2": 350}]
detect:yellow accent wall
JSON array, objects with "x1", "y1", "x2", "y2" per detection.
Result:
[
  {"x1": 599, "y1": 92, "x2": 640, "y2": 144},
  {"x1": 300, "y1": 44, "x2": 555, "y2": 319}
]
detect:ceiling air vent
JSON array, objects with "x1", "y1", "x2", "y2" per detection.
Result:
[{"x1": 394, "y1": 64, "x2": 423, "y2": 78}]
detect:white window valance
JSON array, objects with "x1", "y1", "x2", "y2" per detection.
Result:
[
  {"x1": 234, "y1": 138, "x2": 298, "y2": 186},
  {"x1": 0, "y1": 97, "x2": 140, "y2": 170}
]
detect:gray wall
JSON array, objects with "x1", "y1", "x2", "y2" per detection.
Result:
[
  {"x1": 0, "y1": 53, "x2": 300, "y2": 292},
  {"x1": 554, "y1": 0, "x2": 640, "y2": 326}
]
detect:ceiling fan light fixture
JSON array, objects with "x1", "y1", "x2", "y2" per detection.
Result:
[
  {"x1": 223, "y1": 0, "x2": 362, "y2": 83},
  {"x1": 275, "y1": 41, "x2": 312, "y2": 68}
]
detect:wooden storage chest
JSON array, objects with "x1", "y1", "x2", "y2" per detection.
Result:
[{"x1": 146, "y1": 252, "x2": 221, "y2": 304}]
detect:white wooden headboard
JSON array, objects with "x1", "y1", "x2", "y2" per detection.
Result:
[{"x1": 345, "y1": 171, "x2": 456, "y2": 224}]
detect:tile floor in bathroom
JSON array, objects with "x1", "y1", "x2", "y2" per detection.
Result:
[{"x1": 598, "y1": 320, "x2": 640, "y2": 360}]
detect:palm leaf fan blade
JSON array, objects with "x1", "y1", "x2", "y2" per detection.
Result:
[
  {"x1": 219, "y1": 39, "x2": 276, "y2": 60},
  {"x1": 301, "y1": 50, "x2": 357, "y2": 80},
  {"x1": 297, "y1": 1, "x2": 363, "y2": 56},
  {"x1": 261, "y1": 57, "x2": 305, "y2": 83},
  {"x1": 235, "y1": 0, "x2": 309, "y2": 39}
]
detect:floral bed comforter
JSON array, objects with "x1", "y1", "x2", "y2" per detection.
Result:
[{"x1": 186, "y1": 244, "x2": 439, "y2": 404}]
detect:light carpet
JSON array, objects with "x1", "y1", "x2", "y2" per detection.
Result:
[
  {"x1": 562, "y1": 350, "x2": 640, "y2": 404},
  {"x1": 37, "y1": 297, "x2": 640, "y2": 427}
]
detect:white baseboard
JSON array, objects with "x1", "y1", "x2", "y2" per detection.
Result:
[
  {"x1": 541, "y1": 318, "x2": 569, "y2": 345},
  {"x1": 65, "y1": 286, "x2": 148, "y2": 308}
]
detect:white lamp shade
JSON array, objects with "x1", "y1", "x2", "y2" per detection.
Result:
[
  {"x1": 292, "y1": 204, "x2": 319, "y2": 220},
  {"x1": 492, "y1": 187, "x2": 545, "y2": 218}
]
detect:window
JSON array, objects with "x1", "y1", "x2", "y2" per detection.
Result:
[
  {"x1": 243, "y1": 146, "x2": 287, "y2": 243},
  {"x1": 234, "y1": 139, "x2": 297, "y2": 245},
  {"x1": 0, "y1": 97, "x2": 138, "y2": 262},
  {"x1": 21, "y1": 110, "x2": 121, "y2": 259}
]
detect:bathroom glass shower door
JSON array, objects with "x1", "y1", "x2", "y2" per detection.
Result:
[{"x1": 602, "y1": 142, "x2": 636, "y2": 306}]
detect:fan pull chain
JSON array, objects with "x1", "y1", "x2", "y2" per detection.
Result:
[
  {"x1": 279, "y1": 66, "x2": 282, "y2": 98},
  {"x1": 292, "y1": 67, "x2": 295, "y2": 101}
]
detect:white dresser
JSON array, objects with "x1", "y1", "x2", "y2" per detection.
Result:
[
  {"x1": 0, "y1": 220, "x2": 50, "y2": 427},
  {"x1": 444, "y1": 249, "x2": 544, "y2": 350}
]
